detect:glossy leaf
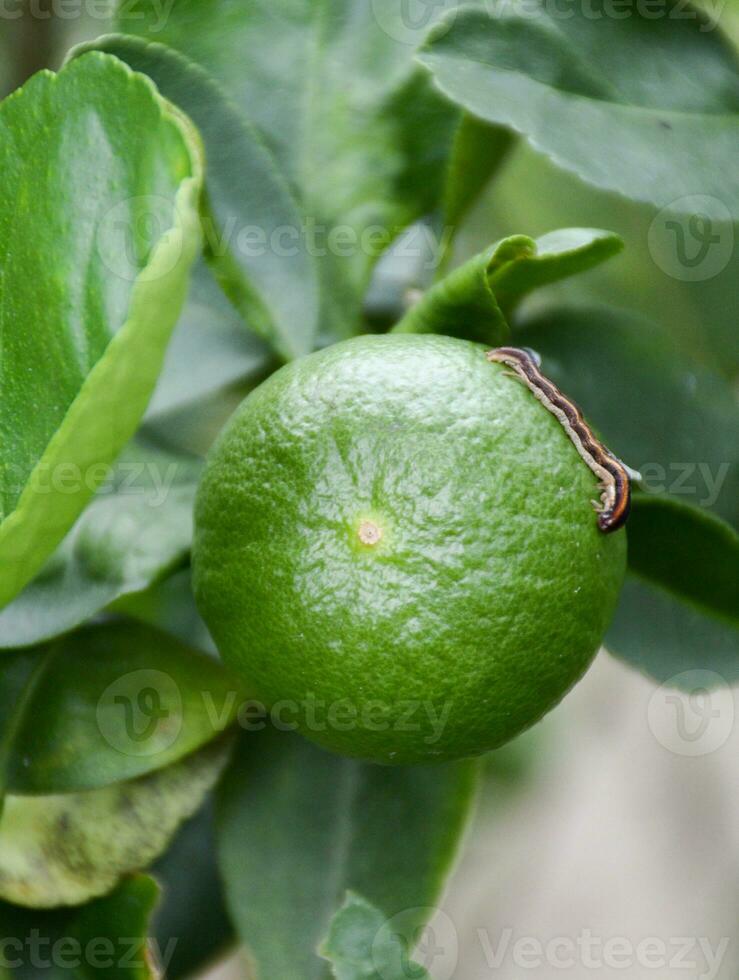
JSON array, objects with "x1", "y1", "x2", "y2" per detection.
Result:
[
  {"x1": 0, "y1": 622, "x2": 241, "y2": 796},
  {"x1": 319, "y1": 893, "x2": 429, "y2": 980},
  {"x1": 0, "y1": 441, "x2": 201, "y2": 649},
  {"x1": 517, "y1": 305, "x2": 739, "y2": 527},
  {"x1": 72, "y1": 35, "x2": 319, "y2": 361},
  {"x1": 145, "y1": 260, "x2": 274, "y2": 419},
  {"x1": 0, "y1": 738, "x2": 230, "y2": 908},
  {"x1": 419, "y1": 1, "x2": 739, "y2": 215},
  {"x1": 608, "y1": 578, "x2": 739, "y2": 686},
  {"x1": 0, "y1": 875, "x2": 162, "y2": 980},
  {"x1": 393, "y1": 229, "x2": 621, "y2": 343},
  {"x1": 115, "y1": 0, "x2": 462, "y2": 334},
  {"x1": 0, "y1": 53, "x2": 202, "y2": 609},
  {"x1": 150, "y1": 798, "x2": 233, "y2": 979},
  {"x1": 217, "y1": 727, "x2": 477, "y2": 980},
  {"x1": 628, "y1": 495, "x2": 739, "y2": 626}
]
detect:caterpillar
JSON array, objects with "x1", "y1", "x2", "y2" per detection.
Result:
[{"x1": 486, "y1": 346, "x2": 632, "y2": 533}]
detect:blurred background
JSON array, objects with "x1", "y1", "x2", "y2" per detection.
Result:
[{"x1": 2, "y1": 1, "x2": 736, "y2": 976}]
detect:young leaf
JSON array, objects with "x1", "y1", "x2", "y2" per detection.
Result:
[
  {"x1": 392, "y1": 239, "x2": 519, "y2": 344},
  {"x1": 319, "y1": 893, "x2": 430, "y2": 980},
  {"x1": 0, "y1": 874, "x2": 161, "y2": 980},
  {"x1": 488, "y1": 228, "x2": 623, "y2": 316},
  {"x1": 0, "y1": 440, "x2": 202, "y2": 649},
  {"x1": 419, "y1": 1, "x2": 739, "y2": 215},
  {"x1": 71, "y1": 36, "x2": 320, "y2": 362},
  {"x1": 393, "y1": 229, "x2": 621, "y2": 343},
  {"x1": 517, "y1": 305, "x2": 739, "y2": 527},
  {"x1": 0, "y1": 622, "x2": 242, "y2": 796},
  {"x1": 217, "y1": 728, "x2": 477, "y2": 980},
  {"x1": 627, "y1": 495, "x2": 739, "y2": 626},
  {"x1": 0, "y1": 738, "x2": 230, "y2": 908},
  {"x1": 468, "y1": 134, "x2": 739, "y2": 379},
  {"x1": 0, "y1": 53, "x2": 202, "y2": 609},
  {"x1": 608, "y1": 578, "x2": 739, "y2": 685},
  {"x1": 115, "y1": 0, "x2": 461, "y2": 333}
]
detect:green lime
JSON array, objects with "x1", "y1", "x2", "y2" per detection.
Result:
[{"x1": 193, "y1": 334, "x2": 625, "y2": 764}]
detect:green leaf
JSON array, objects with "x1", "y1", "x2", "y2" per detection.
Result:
[
  {"x1": 145, "y1": 260, "x2": 274, "y2": 419},
  {"x1": 0, "y1": 441, "x2": 201, "y2": 649},
  {"x1": 110, "y1": 568, "x2": 216, "y2": 655},
  {"x1": 0, "y1": 738, "x2": 230, "y2": 908},
  {"x1": 217, "y1": 727, "x2": 477, "y2": 980},
  {"x1": 462, "y1": 133, "x2": 739, "y2": 379},
  {"x1": 115, "y1": 0, "x2": 461, "y2": 333},
  {"x1": 488, "y1": 228, "x2": 623, "y2": 316},
  {"x1": 0, "y1": 874, "x2": 161, "y2": 980},
  {"x1": 71, "y1": 36, "x2": 320, "y2": 361},
  {"x1": 608, "y1": 578, "x2": 739, "y2": 685},
  {"x1": 393, "y1": 229, "x2": 621, "y2": 343},
  {"x1": 392, "y1": 239, "x2": 516, "y2": 344},
  {"x1": 0, "y1": 621, "x2": 241, "y2": 796},
  {"x1": 419, "y1": 1, "x2": 739, "y2": 215},
  {"x1": 443, "y1": 116, "x2": 515, "y2": 236},
  {"x1": 627, "y1": 495, "x2": 739, "y2": 626},
  {"x1": 319, "y1": 893, "x2": 429, "y2": 980},
  {"x1": 71, "y1": 875, "x2": 161, "y2": 980},
  {"x1": 149, "y1": 799, "x2": 233, "y2": 979},
  {"x1": 0, "y1": 53, "x2": 202, "y2": 609},
  {"x1": 517, "y1": 305, "x2": 739, "y2": 527}
]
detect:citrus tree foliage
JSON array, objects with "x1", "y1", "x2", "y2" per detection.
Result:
[{"x1": 0, "y1": 0, "x2": 736, "y2": 976}]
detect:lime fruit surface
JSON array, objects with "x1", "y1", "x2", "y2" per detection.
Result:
[{"x1": 193, "y1": 334, "x2": 626, "y2": 763}]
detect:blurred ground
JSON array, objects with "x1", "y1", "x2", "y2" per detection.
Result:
[
  {"x1": 439, "y1": 651, "x2": 739, "y2": 980},
  {"x1": 207, "y1": 650, "x2": 739, "y2": 979}
]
